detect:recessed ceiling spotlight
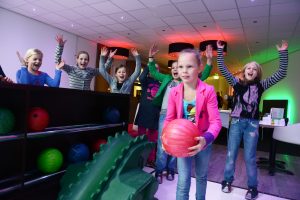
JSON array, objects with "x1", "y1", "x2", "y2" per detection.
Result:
[
  {"x1": 32, "y1": 8, "x2": 36, "y2": 12},
  {"x1": 251, "y1": 0, "x2": 255, "y2": 2},
  {"x1": 120, "y1": 16, "x2": 124, "y2": 20},
  {"x1": 71, "y1": 24, "x2": 74, "y2": 28}
]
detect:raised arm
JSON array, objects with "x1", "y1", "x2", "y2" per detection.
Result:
[
  {"x1": 45, "y1": 69, "x2": 62, "y2": 87},
  {"x1": 54, "y1": 34, "x2": 76, "y2": 73},
  {"x1": 127, "y1": 48, "x2": 141, "y2": 83},
  {"x1": 98, "y1": 47, "x2": 113, "y2": 84},
  {"x1": 16, "y1": 51, "x2": 26, "y2": 66},
  {"x1": 55, "y1": 34, "x2": 66, "y2": 64},
  {"x1": 148, "y1": 44, "x2": 168, "y2": 82},
  {"x1": 104, "y1": 49, "x2": 116, "y2": 70},
  {"x1": 261, "y1": 40, "x2": 288, "y2": 90},
  {"x1": 44, "y1": 60, "x2": 63, "y2": 87},
  {"x1": 16, "y1": 51, "x2": 29, "y2": 84},
  {"x1": 216, "y1": 40, "x2": 237, "y2": 86},
  {"x1": 200, "y1": 44, "x2": 213, "y2": 81}
]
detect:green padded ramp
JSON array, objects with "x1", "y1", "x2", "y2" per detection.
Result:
[{"x1": 58, "y1": 131, "x2": 158, "y2": 200}]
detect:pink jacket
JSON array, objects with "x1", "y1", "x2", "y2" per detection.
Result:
[{"x1": 164, "y1": 79, "x2": 222, "y2": 145}]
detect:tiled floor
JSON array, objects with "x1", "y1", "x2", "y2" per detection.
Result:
[{"x1": 144, "y1": 167, "x2": 288, "y2": 200}]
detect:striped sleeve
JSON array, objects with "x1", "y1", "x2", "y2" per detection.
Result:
[
  {"x1": 217, "y1": 48, "x2": 237, "y2": 86},
  {"x1": 62, "y1": 64, "x2": 75, "y2": 74},
  {"x1": 261, "y1": 50, "x2": 288, "y2": 90},
  {"x1": 55, "y1": 44, "x2": 64, "y2": 64}
]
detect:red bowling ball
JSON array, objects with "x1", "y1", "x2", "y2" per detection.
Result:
[
  {"x1": 28, "y1": 107, "x2": 49, "y2": 131},
  {"x1": 92, "y1": 138, "x2": 107, "y2": 152},
  {"x1": 162, "y1": 119, "x2": 200, "y2": 157}
]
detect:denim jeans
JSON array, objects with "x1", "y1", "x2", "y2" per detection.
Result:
[
  {"x1": 155, "y1": 112, "x2": 176, "y2": 173},
  {"x1": 176, "y1": 144, "x2": 212, "y2": 200},
  {"x1": 223, "y1": 117, "x2": 259, "y2": 188}
]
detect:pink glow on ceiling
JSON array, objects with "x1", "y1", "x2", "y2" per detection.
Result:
[
  {"x1": 165, "y1": 34, "x2": 203, "y2": 44},
  {"x1": 101, "y1": 40, "x2": 135, "y2": 48}
]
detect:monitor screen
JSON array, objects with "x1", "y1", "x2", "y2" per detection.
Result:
[{"x1": 262, "y1": 99, "x2": 288, "y2": 119}]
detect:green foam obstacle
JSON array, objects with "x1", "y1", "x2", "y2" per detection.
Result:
[{"x1": 58, "y1": 131, "x2": 158, "y2": 200}]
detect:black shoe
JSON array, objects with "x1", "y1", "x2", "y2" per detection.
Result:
[
  {"x1": 245, "y1": 187, "x2": 258, "y2": 200},
  {"x1": 221, "y1": 180, "x2": 232, "y2": 193},
  {"x1": 166, "y1": 170, "x2": 174, "y2": 181},
  {"x1": 155, "y1": 172, "x2": 163, "y2": 184},
  {"x1": 146, "y1": 161, "x2": 155, "y2": 168}
]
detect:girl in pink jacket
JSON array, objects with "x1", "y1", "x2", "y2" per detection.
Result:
[{"x1": 164, "y1": 49, "x2": 222, "y2": 200}]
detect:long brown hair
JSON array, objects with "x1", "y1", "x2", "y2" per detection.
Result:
[
  {"x1": 76, "y1": 51, "x2": 89, "y2": 61},
  {"x1": 115, "y1": 64, "x2": 126, "y2": 74}
]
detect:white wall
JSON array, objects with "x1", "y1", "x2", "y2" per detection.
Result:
[{"x1": 0, "y1": 8, "x2": 97, "y2": 89}]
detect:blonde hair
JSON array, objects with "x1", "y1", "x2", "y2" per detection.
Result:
[
  {"x1": 24, "y1": 48, "x2": 43, "y2": 63},
  {"x1": 242, "y1": 61, "x2": 263, "y2": 83},
  {"x1": 178, "y1": 49, "x2": 201, "y2": 66}
]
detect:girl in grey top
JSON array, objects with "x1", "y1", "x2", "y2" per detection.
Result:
[
  {"x1": 99, "y1": 47, "x2": 141, "y2": 94},
  {"x1": 55, "y1": 34, "x2": 115, "y2": 90}
]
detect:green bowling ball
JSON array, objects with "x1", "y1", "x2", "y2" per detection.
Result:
[
  {"x1": 0, "y1": 108, "x2": 15, "y2": 134},
  {"x1": 37, "y1": 148, "x2": 63, "y2": 174}
]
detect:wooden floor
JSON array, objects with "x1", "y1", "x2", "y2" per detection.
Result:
[{"x1": 193, "y1": 144, "x2": 300, "y2": 200}]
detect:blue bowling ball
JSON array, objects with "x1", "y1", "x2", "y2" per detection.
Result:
[
  {"x1": 103, "y1": 107, "x2": 120, "y2": 123},
  {"x1": 68, "y1": 143, "x2": 90, "y2": 163}
]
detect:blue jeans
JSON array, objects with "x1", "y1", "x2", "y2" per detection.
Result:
[
  {"x1": 223, "y1": 117, "x2": 259, "y2": 188},
  {"x1": 176, "y1": 144, "x2": 212, "y2": 200},
  {"x1": 155, "y1": 112, "x2": 176, "y2": 173}
]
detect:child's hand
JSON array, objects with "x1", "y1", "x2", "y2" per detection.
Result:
[
  {"x1": 187, "y1": 136, "x2": 206, "y2": 157},
  {"x1": 149, "y1": 43, "x2": 159, "y2": 58},
  {"x1": 16, "y1": 51, "x2": 26, "y2": 66},
  {"x1": 0, "y1": 76, "x2": 14, "y2": 83},
  {"x1": 217, "y1": 40, "x2": 225, "y2": 49},
  {"x1": 276, "y1": 40, "x2": 288, "y2": 51},
  {"x1": 55, "y1": 34, "x2": 67, "y2": 46},
  {"x1": 131, "y1": 48, "x2": 139, "y2": 56},
  {"x1": 101, "y1": 47, "x2": 108, "y2": 56},
  {"x1": 109, "y1": 49, "x2": 117, "y2": 58},
  {"x1": 205, "y1": 44, "x2": 213, "y2": 65},
  {"x1": 205, "y1": 44, "x2": 213, "y2": 59},
  {"x1": 56, "y1": 60, "x2": 65, "y2": 70},
  {"x1": 4, "y1": 77, "x2": 14, "y2": 83}
]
